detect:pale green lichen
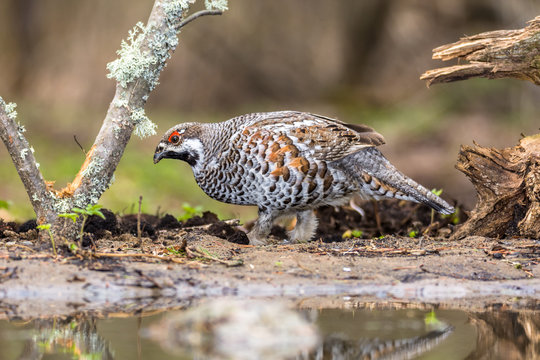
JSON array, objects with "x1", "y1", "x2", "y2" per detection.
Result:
[
  {"x1": 81, "y1": 157, "x2": 104, "y2": 177},
  {"x1": 20, "y1": 148, "x2": 29, "y2": 160},
  {"x1": 112, "y1": 97, "x2": 129, "y2": 109},
  {"x1": 53, "y1": 197, "x2": 73, "y2": 214},
  {"x1": 107, "y1": 22, "x2": 157, "y2": 88},
  {"x1": 163, "y1": 0, "x2": 194, "y2": 17},
  {"x1": 131, "y1": 108, "x2": 158, "y2": 138},
  {"x1": 205, "y1": 0, "x2": 228, "y2": 11},
  {"x1": 4, "y1": 102, "x2": 18, "y2": 120}
]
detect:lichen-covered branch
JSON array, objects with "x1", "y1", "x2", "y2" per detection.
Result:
[
  {"x1": 421, "y1": 16, "x2": 540, "y2": 86},
  {"x1": 0, "y1": 0, "x2": 226, "y2": 239},
  {"x1": 0, "y1": 98, "x2": 55, "y2": 224}
]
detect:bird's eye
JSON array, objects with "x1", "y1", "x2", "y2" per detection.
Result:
[{"x1": 168, "y1": 130, "x2": 182, "y2": 144}]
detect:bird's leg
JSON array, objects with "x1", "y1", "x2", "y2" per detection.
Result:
[
  {"x1": 372, "y1": 200, "x2": 384, "y2": 236},
  {"x1": 248, "y1": 209, "x2": 278, "y2": 245},
  {"x1": 349, "y1": 197, "x2": 365, "y2": 217},
  {"x1": 289, "y1": 210, "x2": 318, "y2": 243}
]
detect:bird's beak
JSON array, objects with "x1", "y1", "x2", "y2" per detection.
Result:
[
  {"x1": 153, "y1": 151, "x2": 164, "y2": 164},
  {"x1": 154, "y1": 146, "x2": 186, "y2": 164},
  {"x1": 153, "y1": 144, "x2": 167, "y2": 164}
]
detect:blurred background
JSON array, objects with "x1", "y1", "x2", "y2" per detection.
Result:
[{"x1": 0, "y1": 0, "x2": 539, "y2": 221}]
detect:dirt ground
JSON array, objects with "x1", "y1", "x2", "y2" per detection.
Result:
[{"x1": 0, "y1": 200, "x2": 539, "y2": 319}]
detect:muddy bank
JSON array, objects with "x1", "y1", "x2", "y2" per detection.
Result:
[
  {"x1": 1, "y1": 234, "x2": 539, "y2": 319},
  {"x1": 0, "y1": 199, "x2": 538, "y2": 318}
]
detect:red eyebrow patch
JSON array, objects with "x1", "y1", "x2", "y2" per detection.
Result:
[{"x1": 168, "y1": 130, "x2": 181, "y2": 143}]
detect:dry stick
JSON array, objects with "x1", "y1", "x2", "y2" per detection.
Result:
[
  {"x1": 137, "y1": 195, "x2": 143, "y2": 244},
  {"x1": 94, "y1": 252, "x2": 185, "y2": 264},
  {"x1": 182, "y1": 219, "x2": 240, "y2": 230},
  {"x1": 186, "y1": 247, "x2": 243, "y2": 267}
]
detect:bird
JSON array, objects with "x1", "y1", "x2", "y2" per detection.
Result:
[{"x1": 153, "y1": 111, "x2": 454, "y2": 245}]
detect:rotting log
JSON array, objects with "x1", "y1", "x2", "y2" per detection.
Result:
[
  {"x1": 452, "y1": 135, "x2": 540, "y2": 239},
  {"x1": 421, "y1": 17, "x2": 540, "y2": 239},
  {"x1": 421, "y1": 16, "x2": 540, "y2": 86}
]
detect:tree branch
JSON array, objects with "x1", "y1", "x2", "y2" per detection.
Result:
[
  {"x1": 176, "y1": 9, "x2": 223, "y2": 30},
  {"x1": 0, "y1": 99, "x2": 53, "y2": 224},
  {"x1": 421, "y1": 16, "x2": 540, "y2": 86}
]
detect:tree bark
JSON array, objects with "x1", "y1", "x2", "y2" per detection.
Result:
[{"x1": 421, "y1": 16, "x2": 540, "y2": 239}]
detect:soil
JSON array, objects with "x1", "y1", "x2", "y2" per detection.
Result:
[{"x1": 0, "y1": 199, "x2": 539, "y2": 319}]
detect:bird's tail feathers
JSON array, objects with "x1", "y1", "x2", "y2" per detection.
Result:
[{"x1": 345, "y1": 148, "x2": 455, "y2": 215}]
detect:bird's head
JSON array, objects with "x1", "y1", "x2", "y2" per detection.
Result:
[{"x1": 153, "y1": 123, "x2": 204, "y2": 168}]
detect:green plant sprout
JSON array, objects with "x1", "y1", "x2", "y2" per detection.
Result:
[
  {"x1": 59, "y1": 204, "x2": 105, "y2": 244},
  {"x1": 178, "y1": 202, "x2": 203, "y2": 222},
  {"x1": 430, "y1": 188, "x2": 443, "y2": 224},
  {"x1": 424, "y1": 310, "x2": 441, "y2": 326},
  {"x1": 0, "y1": 200, "x2": 11, "y2": 210},
  {"x1": 342, "y1": 229, "x2": 363, "y2": 239},
  {"x1": 408, "y1": 230, "x2": 418, "y2": 238},
  {"x1": 36, "y1": 223, "x2": 57, "y2": 257},
  {"x1": 442, "y1": 207, "x2": 460, "y2": 225}
]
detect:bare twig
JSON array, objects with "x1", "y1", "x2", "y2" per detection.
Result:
[
  {"x1": 137, "y1": 195, "x2": 143, "y2": 242},
  {"x1": 73, "y1": 135, "x2": 86, "y2": 154},
  {"x1": 183, "y1": 219, "x2": 240, "y2": 230},
  {"x1": 187, "y1": 246, "x2": 244, "y2": 267},
  {"x1": 94, "y1": 252, "x2": 185, "y2": 264},
  {"x1": 176, "y1": 9, "x2": 223, "y2": 30}
]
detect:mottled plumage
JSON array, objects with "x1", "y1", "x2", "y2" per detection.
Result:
[{"x1": 154, "y1": 111, "x2": 454, "y2": 245}]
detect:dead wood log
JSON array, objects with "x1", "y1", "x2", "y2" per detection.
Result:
[
  {"x1": 421, "y1": 16, "x2": 540, "y2": 86},
  {"x1": 452, "y1": 135, "x2": 540, "y2": 239},
  {"x1": 421, "y1": 17, "x2": 540, "y2": 239}
]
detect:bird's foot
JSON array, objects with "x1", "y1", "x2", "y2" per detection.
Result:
[{"x1": 247, "y1": 231, "x2": 268, "y2": 246}]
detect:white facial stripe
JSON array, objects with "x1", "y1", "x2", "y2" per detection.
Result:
[{"x1": 183, "y1": 138, "x2": 205, "y2": 172}]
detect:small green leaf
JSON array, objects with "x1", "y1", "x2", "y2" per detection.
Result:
[
  {"x1": 178, "y1": 202, "x2": 203, "y2": 221},
  {"x1": 424, "y1": 310, "x2": 441, "y2": 326},
  {"x1": 37, "y1": 224, "x2": 51, "y2": 231},
  {"x1": 69, "y1": 243, "x2": 79, "y2": 251},
  {"x1": 167, "y1": 247, "x2": 180, "y2": 255},
  {"x1": 431, "y1": 188, "x2": 443, "y2": 196},
  {"x1": 72, "y1": 207, "x2": 86, "y2": 214},
  {"x1": 0, "y1": 200, "x2": 10, "y2": 210},
  {"x1": 59, "y1": 213, "x2": 79, "y2": 223},
  {"x1": 275, "y1": 261, "x2": 283, "y2": 267},
  {"x1": 88, "y1": 208, "x2": 105, "y2": 219},
  {"x1": 408, "y1": 230, "x2": 418, "y2": 238}
]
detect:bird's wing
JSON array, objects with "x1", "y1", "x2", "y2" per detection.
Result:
[{"x1": 238, "y1": 111, "x2": 385, "y2": 162}]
